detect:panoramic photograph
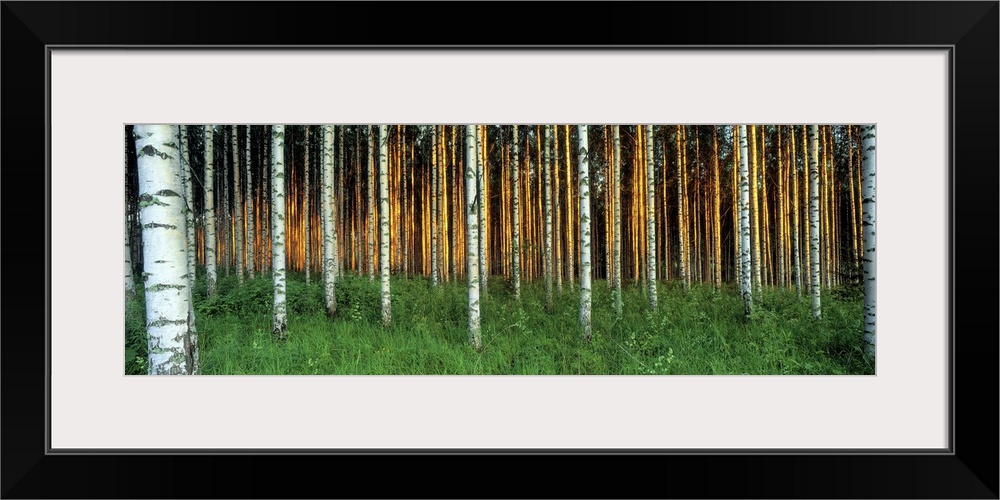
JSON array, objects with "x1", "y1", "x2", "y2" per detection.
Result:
[{"x1": 125, "y1": 124, "x2": 876, "y2": 375}]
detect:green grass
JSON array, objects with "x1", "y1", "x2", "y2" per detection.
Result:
[{"x1": 125, "y1": 269, "x2": 874, "y2": 375}]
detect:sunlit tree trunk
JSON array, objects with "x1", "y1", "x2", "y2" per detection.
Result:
[
  {"x1": 676, "y1": 126, "x2": 688, "y2": 290},
  {"x1": 271, "y1": 125, "x2": 288, "y2": 339},
  {"x1": 554, "y1": 127, "x2": 562, "y2": 293},
  {"x1": 861, "y1": 124, "x2": 876, "y2": 359},
  {"x1": 323, "y1": 125, "x2": 337, "y2": 317},
  {"x1": 712, "y1": 126, "x2": 722, "y2": 289},
  {"x1": 808, "y1": 125, "x2": 822, "y2": 319},
  {"x1": 578, "y1": 125, "x2": 592, "y2": 341},
  {"x1": 476, "y1": 125, "x2": 487, "y2": 292},
  {"x1": 749, "y1": 125, "x2": 762, "y2": 294},
  {"x1": 738, "y1": 125, "x2": 753, "y2": 318},
  {"x1": 135, "y1": 124, "x2": 196, "y2": 375},
  {"x1": 203, "y1": 125, "x2": 217, "y2": 296},
  {"x1": 379, "y1": 125, "x2": 392, "y2": 327},
  {"x1": 512, "y1": 125, "x2": 521, "y2": 300},
  {"x1": 644, "y1": 125, "x2": 658, "y2": 310},
  {"x1": 776, "y1": 127, "x2": 785, "y2": 287},
  {"x1": 544, "y1": 125, "x2": 554, "y2": 310},
  {"x1": 465, "y1": 125, "x2": 482, "y2": 350},
  {"x1": 613, "y1": 125, "x2": 623, "y2": 317}
]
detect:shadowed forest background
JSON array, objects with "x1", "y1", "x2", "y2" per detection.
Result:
[{"x1": 126, "y1": 124, "x2": 876, "y2": 375}]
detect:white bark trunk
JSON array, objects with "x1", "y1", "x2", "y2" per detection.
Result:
[
  {"x1": 246, "y1": 126, "x2": 255, "y2": 279},
  {"x1": 644, "y1": 125, "x2": 658, "y2": 311},
  {"x1": 578, "y1": 125, "x2": 592, "y2": 341},
  {"x1": 677, "y1": 127, "x2": 688, "y2": 290},
  {"x1": 379, "y1": 125, "x2": 392, "y2": 327},
  {"x1": 323, "y1": 125, "x2": 337, "y2": 317},
  {"x1": 135, "y1": 124, "x2": 195, "y2": 375},
  {"x1": 304, "y1": 126, "x2": 311, "y2": 285},
  {"x1": 431, "y1": 125, "x2": 439, "y2": 286},
  {"x1": 179, "y1": 126, "x2": 196, "y2": 289},
  {"x1": 511, "y1": 125, "x2": 521, "y2": 300},
  {"x1": 272, "y1": 125, "x2": 288, "y2": 339},
  {"x1": 738, "y1": 125, "x2": 753, "y2": 318},
  {"x1": 861, "y1": 124, "x2": 876, "y2": 360},
  {"x1": 465, "y1": 125, "x2": 482, "y2": 350},
  {"x1": 177, "y1": 126, "x2": 199, "y2": 373},
  {"x1": 336, "y1": 126, "x2": 344, "y2": 279},
  {"x1": 368, "y1": 126, "x2": 376, "y2": 280},
  {"x1": 204, "y1": 125, "x2": 217, "y2": 296},
  {"x1": 808, "y1": 125, "x2": 822, "y2": 319},
  {"x1": 233, "y1": 126, "x2": 244, "y2": 285}
]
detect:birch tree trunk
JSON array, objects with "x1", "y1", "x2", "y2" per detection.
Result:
[
  {"x1": 125, "y1": 209, "x2": 135, "y2": 300},
  {"x1": 613, "y1": 125, "x2": 623, "y2": 317},
  {"x1": 644, "y1": 125, "x2": 658, "y2": 311},
  {"x1": 304, "y1": 126, "x2": 311, "y2": 285},
  {"x1": 246, "y1": 126, "x2": 255, "y2": 279},
  {"x1": 204, "y1": 126, "x2": 217, "y2": 296},
  {"x1": 336, "y1": 126, "x2": 344, "y2": 279},
  {"x1": 578, "y1": 125, "x2": 592, "y2": 341},
  {"x1": 431, "y1": 125, "x2": 439, "y2": 287},
  {"x1": 861, "y1": 124, "x2": 876, "y2": 359},
  {"x1": 544, "y1": 125, "x2": 553, "y2": 310},
  {"x1": 272, "y1": 125, "x2": 288, "y2": 339},
  {"x1": 676, "y1": 127, "x2": 688, "y2": 290},
  {"x1": 808, "y1": 125, "x2": 822, "y2": 319},
  {"x1": 177, "y1": 125, "x2": 199, "y2": 372},
  {"x1": 233, "y1": 126, "x2": 244, "y2": 285},
  {"x1": 465, "y1": 125, "x2": 482, "y2": 350},
  {"x1": 179, "y1": 126, "x2": 196, "y2": 290},
  {"x1": 565, "y1": 125, "x2": 574, "y2": 285},
  {"x1": 135, "y1": 124, "x2": 196, "y2": 375},
  {"x1": 738, "y1": 125, "x2": 753, "y2": 318},
  {"x1": 379, "y1": 125, "x2": 392, "y2": 327},
  {"x1": 511, "y1": 125, "x2": 521, "y2": 300},
  {"x1": 323, "y1": 125, "x2": 337, "y2": 317}
]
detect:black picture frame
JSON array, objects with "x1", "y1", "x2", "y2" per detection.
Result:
[{"x1": 3, "y1": 2, "x2": 996, "y2": 498}]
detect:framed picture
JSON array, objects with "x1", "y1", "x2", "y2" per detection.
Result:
[{"x1": 5, "y1": 2, "x2": 996, "y2": 498}]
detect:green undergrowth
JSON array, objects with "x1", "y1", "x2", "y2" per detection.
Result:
[{"x1": 125, "y1": 269, "x2": 874, "y2": 375}]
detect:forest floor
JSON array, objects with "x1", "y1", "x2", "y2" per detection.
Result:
[{"x1": 126, "y1": 269, "x2": 874, "y2": 375}]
